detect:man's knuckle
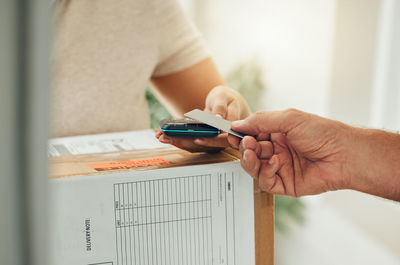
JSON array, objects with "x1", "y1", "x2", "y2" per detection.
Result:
[
  {"x1": 258, "y1": 179, "x2": 268, "y2": 192},
  {"x1": 252, "y1": 111, "x2": 265, "y2": 120},
  {"x1": 285, "y1": 108, "x2": 298, "y2": 115},
  {"x1": 285, "y1": 108, "x2": 303, "y2": 118}
]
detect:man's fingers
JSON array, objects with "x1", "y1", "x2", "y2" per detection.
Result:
[
  {"x1": 239, "y1": 136, "x2": 273, "y2": 159},
  {"x1": 239, "y1": 136, "x2": 257, "y2": 154},
  {"x1": 269, "y1": 135, "x2": 297, "y2": 196},
  {"x1": 239, "y1": 137, "x2": 284, "y2": 194},
  {"x1": 241, "y1": 149, "x2": 261, "y2": 179},
  {"x1": 231, "y1": 119, "x2": 258, "y2": 136},
  {"x1": 258, "y1": 141, "x2": 274, "y2": 159},
  {"x1": 257, "y1": 155, "x2": 286, "y2": 194},
  {"x1": 256, "y1": 132, "x2": 270, "y2": 141},
  {"x1": 231, "y1": 109, "x2": 306, "y2": 136}
]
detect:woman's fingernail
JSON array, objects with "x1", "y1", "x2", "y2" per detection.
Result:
[
  {"x1": 216, "y1": 114, "x2": 223, "y2": 118},
  {"x1": 160, "y1": 136, "x2": 172, "y2": 143},
  {"x1": 194, "y1": 138, "x2": 205, "y2": 145}
]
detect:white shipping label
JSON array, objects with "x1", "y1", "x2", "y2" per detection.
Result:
[{"x1": 49, "y1": 162, "x2": 255, "y2": 265}]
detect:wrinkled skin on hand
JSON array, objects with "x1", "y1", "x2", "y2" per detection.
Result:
[{"x1": 228, "y1": 109, "x2": 351, "y2": 197}]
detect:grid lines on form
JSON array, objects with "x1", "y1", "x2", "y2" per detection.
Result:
[{"x1": 114, "y1": 174, "x2": 213, "y2": 265}]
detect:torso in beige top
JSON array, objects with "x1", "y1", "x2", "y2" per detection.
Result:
[{"x1": 51, "y1": 0, "x2": 208, "y2": 137}]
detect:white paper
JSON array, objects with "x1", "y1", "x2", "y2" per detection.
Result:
[
  {"x1": 48, "y1": 130, "x2": 168, "y2": 157},
  {"x1": 49, "y1": 162, "x2": 255, "y2": 265}
]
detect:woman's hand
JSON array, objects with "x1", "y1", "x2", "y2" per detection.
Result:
[{"x1": 157, "y1": 85, "x2": 250, "y2": 152}]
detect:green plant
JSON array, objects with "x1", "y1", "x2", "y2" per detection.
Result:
[
  {"x1": 146, "y1": 87, "x2": 171, "y2": 129},
  {"x1": 225, "y1": 61, "x2": 264, "y2": 112},
  {"x1": 274, "y1": 195, "x2": 306, "y2": 232}
]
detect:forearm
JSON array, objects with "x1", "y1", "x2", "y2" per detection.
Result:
[
  {"x1": 151, "y1": 58, "x2": 225, "y2": 117},
  {"x1": 345, "y1": 127, "x2": 400, "y2": 201}
]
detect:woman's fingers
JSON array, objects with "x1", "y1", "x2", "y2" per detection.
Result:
[
  {"x1": 158, "y1": 132, "x2": 224, "y2": 153},
  {"x1": 227, "y1": 134, "x2": 241, "y2": 149},
  {"x1": 193, "y1": 133, "x2": 229, "y2": 148}
]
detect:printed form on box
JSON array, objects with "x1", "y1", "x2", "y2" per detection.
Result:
[{"x1": 49, "y1": 130, "x2": 255, "y2": 265}]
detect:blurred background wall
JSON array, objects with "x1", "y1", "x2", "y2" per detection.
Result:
[{"x1": 178, "y1": 0, "x2": 400, "y2": 264}]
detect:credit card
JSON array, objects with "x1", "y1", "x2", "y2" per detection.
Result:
[{"x1": 184, "y1": 109, "x2": 245, "y2": 139}]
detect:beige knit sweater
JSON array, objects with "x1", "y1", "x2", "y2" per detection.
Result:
[{"x1": 51, "y1": 0, "x2": 209, "y2": 137}]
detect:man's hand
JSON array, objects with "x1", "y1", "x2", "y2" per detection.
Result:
[
  {"x1": 229, "y1": 109, "x2": 400, "y2": 201},
  {"x1": 228, "y1": 109, "x2": 352, "y2": 197},
  {"x1": 158, "y1": 85, "x2": 250, "y2": 152}
]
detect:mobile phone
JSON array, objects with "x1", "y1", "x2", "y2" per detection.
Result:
[{"x1": 159, "y1": 118, "x2": 220, "y2": 138}]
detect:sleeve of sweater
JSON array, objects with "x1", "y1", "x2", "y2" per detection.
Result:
[{"x1": 152, "y1": 0, "x2": 210, "y2": 77}]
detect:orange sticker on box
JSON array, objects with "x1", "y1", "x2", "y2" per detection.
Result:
[{"x1": 89, "y1": 158, "x2": 170, "y2": 171}]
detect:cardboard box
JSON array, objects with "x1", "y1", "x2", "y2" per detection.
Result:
[{"x1": 49, "y1": 132, "x2": 274, "y2": 265}]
